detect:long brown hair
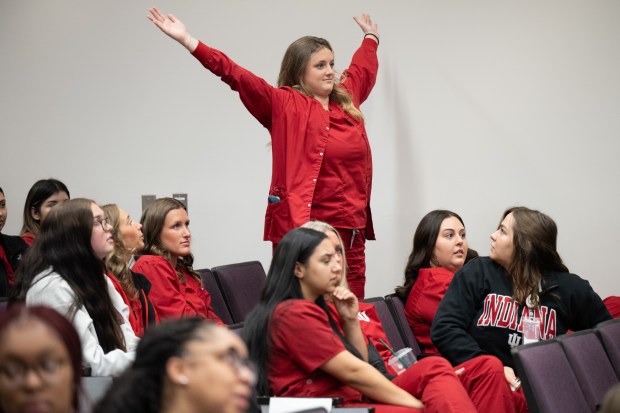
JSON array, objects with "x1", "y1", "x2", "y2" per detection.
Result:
[
  {"x1": 396, "y1": 210, "x2": 477, "y2": 299},
  {"x1": 277, "y1": 36, "x2": 363, "y2": 121},
  {"x1": 102, "y1": 204, "x2": 139, "y2": 300},
  {"x1": 12, "y1": 198, "x2": 127, "y2": 352},
  {"x1": 501, "y1": 206, "x2": 568, "y2": 305},
  {"x1": 139, "y1": 198, "x2": 200, "y2": 284}
]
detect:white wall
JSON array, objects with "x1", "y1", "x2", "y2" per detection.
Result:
[{"x1": 1, "y1": 0, "x2": 618, "y2": 298}]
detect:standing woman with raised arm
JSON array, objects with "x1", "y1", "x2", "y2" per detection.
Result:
[{"x1": 148, "y1": 8, "x2": 380, "y2": 299}]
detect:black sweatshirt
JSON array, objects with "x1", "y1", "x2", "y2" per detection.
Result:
[{"x1": 431, "y1": 257, "x2": 611, "y2": 367}]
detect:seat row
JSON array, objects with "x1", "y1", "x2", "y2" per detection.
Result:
[
  {"x1": 511, "y1": 318, "x2": 620, "y2": 413},
  {"x1": 210, "y1": 263, "x2": 620, "y2": 412},
  {"x1": 200, "y1": 259, "x2": 424, "y2": 353},
  {"x1": 19, "y1": 257, "x2": 620, "y2": 413},
  {"x1": 198, "y1": 259, "x2": 424, "y2": 359}
]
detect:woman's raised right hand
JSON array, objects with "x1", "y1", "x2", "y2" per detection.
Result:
[{"x1": 147, "y1": 7, "x2": 197, "y2": 51}]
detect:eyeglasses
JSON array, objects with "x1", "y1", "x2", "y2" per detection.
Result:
[
  {"x1": 221, "y1": 349, "x2": 256, "y2": 375},
  {"x1": 93, "y1": 216, "x2": 110, "y2": 231},
  {"x1": 0, "y1": 357, "x2": 68, "y2": 388},
  {"x1": 183, "y1": 348, "x2": 257, "y2": 384}
]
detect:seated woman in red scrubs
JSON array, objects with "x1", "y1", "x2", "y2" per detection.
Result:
[
  {"x1": 133, "y1": 198, "x2": 222, "y2": 324},
  {"x1": 396, "y1": 210, "x2": 477, "y2": 355},
  {"x1": 243, "y1": 227, "x2": 518, "y2": 413}
]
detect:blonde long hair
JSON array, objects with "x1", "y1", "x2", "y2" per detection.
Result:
[
  {"x1": 102, "y1": 204, "x2": 139, "y2": 300},
  {"x1": 301, "y1": 220, "x2": 349, "y2": 287}
]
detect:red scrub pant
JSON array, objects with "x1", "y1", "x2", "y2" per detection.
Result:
[
  {"x1": 336, "y1": 228, "x2": 366, "y2": 300},
  {"x1": 346, "y1": 356, "x2": 477, "y2": 413},
  {"x1": 346, "y1": 356, "x2": 524, "y2": 413}
]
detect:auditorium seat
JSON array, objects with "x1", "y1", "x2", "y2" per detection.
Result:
[
  {"x1": 596, "y1": 318, "x2": 620, "y2": 379},
  {"x1": 361, "y1": 297, "x2": 407, "y2": 351},
  {"x1": 557, "y1": 329, "x2": 619, "y2": 410},
  {"x1": 512, "y1": 339, "x2": 590, "y2": 413},
  {"x1": 212, "y1": 260, "x2": 266, "y2": 324},
  {"x1": 383, "y1": 293, "x2": 422, "y2": 357},
  {"x1": 197, "y1": 268, "x2": 234, "y2": 325}
]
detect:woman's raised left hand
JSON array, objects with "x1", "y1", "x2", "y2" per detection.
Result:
[{"x1": 353, "y1": 13, "x2": 379, "y2": 42}]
